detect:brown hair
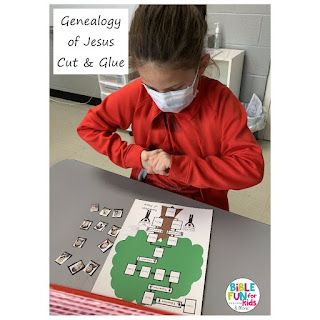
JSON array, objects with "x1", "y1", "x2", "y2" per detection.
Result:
[{"x1": 129, "y1": 5, "x2": 208, "y2": 70}]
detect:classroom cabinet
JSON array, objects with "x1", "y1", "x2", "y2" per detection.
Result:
[{"x1": 204, "y1": 48, "x2": 245, "y2": 98}]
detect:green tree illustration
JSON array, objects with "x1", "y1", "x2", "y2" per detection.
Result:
[{"x1": 110, "y1": 230, "x2": 203, "y2": 304}]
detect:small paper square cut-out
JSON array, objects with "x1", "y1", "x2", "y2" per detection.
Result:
[
  {"x1": 171, "y1": 219, "x2": 183, "y2": 230},
  {"x1": 154, "y1": 269, "x2": 165, "y2": 281},
  {"x1": 90, "y1": 204, "x2": 99, "y2": 212},
  {"x1": 147, "y1": 233, "x2": 158, "y2": 243},
  {"x1": 167, "y1": 236, "x2": 178, "y2": 246},
  {"x1": 139, "y1": 266, "x2": 151, "y2": 278},
  {"x1": 112, "y1": 209, "x2": 124, "y2": 218},
  {"x1": 125, "y1": 264, "x2": 137, "y2": 276},
  {"x1": 99, "y1": 207, "x2": 112, "y2": 217},
  {"x1": 152, "y1": 217, "x2": 163, "y2": 227},
  {"x1": 153, "y1": 247, "x2": 164, "y2": 258},
  {"x1": 94, "y1": 221, "x2": 108, "y2": 232},
  {"x1": 165, "y1": 207, "x2": 176, "y2": 217},
  {"x1": 79, "y1": 220, "x2": 93, "y2": 230},
  {"x1": 108, "y1": 225, "x2": 121, "y2": 237},
  {"x1": 84, "y1": 261, "x2": 99, "y2": 276},
  {"x1": 142, "y1": 291, "x2": 154, "y2": 305},
  {"x1": 169, "y1": 271, "x2": 180, "y2": 283},
  {"x1": 98, "y1": 239, "x2": 114, "y2": 252}
]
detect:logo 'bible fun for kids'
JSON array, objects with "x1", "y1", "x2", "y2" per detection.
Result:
[{"x1": 225, "y1": 278, "x2": 260, "y2": 313}]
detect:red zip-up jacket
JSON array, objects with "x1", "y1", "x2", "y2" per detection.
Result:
[{"x1": 77, "y1": 76, "x2": 264, "y2": 211}]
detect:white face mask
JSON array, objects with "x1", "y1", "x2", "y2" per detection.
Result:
[{"x1": 143, "y1": 69, "x2": 199, "y2": 113}]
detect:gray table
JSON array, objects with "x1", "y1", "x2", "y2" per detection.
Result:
[{"x1": 50, "y1": 160, "x2": 270, "y2": 315}]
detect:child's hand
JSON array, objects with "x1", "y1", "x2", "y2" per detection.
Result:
[
  {"x1": 141, "y1": 149, "x2": 163, "y2": 174},
  {"x1": 149, "y1": 150, "x2": 172, "y2": 176}
]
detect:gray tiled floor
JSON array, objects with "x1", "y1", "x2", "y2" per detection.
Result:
[{"x1": 50, "y1": 97, "x2": 270, "y2": 224}]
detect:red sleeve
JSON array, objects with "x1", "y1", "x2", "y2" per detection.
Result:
[
  {"x1": 168, "y1": 88, "x2": 264, "y2": 190},
  {"x1": 76, "y1": 80, "x2": 145, "y2": 169}
]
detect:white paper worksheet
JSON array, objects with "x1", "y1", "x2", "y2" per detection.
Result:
[{"x1": 92, "y1": 199, "x2": 214, "y2": 315}]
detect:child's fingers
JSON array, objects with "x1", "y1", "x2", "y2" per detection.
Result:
[
  {"x1": 149, "y1": 151, "x2": 163, "y2": 161},
  {"x1": 151, "y1": 157, "x2": 161, "y2": 170},
  {"x1": 147, "y1": 149, "x2": 163, "y2": 158},
  {"x1": 146, "y1": 166, "x2": 154, "y2": 174},
  {"x1": 155, "y1": 161, "x2": 165, "y2": 172},
  {"x1": 152, "y1": 153, "x2": 164, "y2": 165},
  {"x1": 154, "y1": 159, "x2": 169, "y2": 173},
  {"x1": 149, "y1": 155, "x2": 158, "y2": 163}
]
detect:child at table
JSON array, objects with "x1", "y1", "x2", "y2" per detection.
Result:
[{"x1": 77, "y1": 5, "x2": 264, "y2": 211}]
